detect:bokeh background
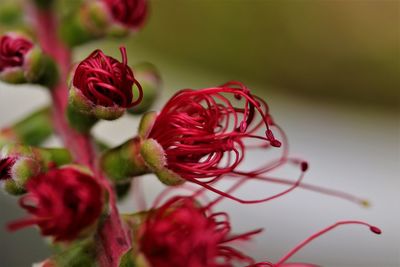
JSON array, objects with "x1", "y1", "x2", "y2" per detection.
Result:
[{"x1": 1, "y1": 0, "x2": 399, "y2": 266}]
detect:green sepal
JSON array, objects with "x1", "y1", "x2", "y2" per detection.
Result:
[
  {"x1": 59, "y1": 13, "x2": 99, "y2": 47},
  {"x1": 35, "y1": 55, "x2": 60, "y2": 88},
  {"x1": 154, "y1": 168, "x2": 185, "y2": 186},
  {"x1": 67, "y1": 103, "x2": 98, "y2": 133},
  {"x1": 68, "y1": 86, "x2": 125, "y2": 121},
  {"x1": 101, "y1": 137, "x2": 149, "y2": 183},
  {"x1": 138, "y1": 112, "x2": 157, "y2": 139},
  {"x1": 92, "y1": 105, "x2": 125, "y2": 121},
  {"x1": 119, "y1": 249, "x2": 136, "y2": 267},
  {"x1": 39, "y1": 147, "x2": 73, "y2": 168},
  {"x1": 140, "y1": 138, "x2": 166, "y2": 171},
  {"x1": 52, "y1": 239, "x2": 97, "y2": 267},
  {"x1": 79, "y1": 1, "x2": 111, "y2": 36},
  {"x1": 3, "y1": 179, "x2": 26, "y2": 195},
  {"x1": 24, "y1": 46, "x2": 46, "y2": 83},
  {"x1": 0, "y1": 66, "x2": 25, "y2": 83},
  {"x1": 139, "y1": 137, "x2": 186, "y2": 186}
]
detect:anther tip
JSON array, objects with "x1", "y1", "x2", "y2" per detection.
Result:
[
  {"x1": 361, "y1": 200, "x2": 371, "y2": 208},
  {"x1": 270, "y1": 140, "x2": 281, "y2": 148},
  {"x1": 301, "y1": 162, "x2": 309, "y2": 172},
  {"x1": 370, "y1": 226, "x2": 382, "y2": 235}
]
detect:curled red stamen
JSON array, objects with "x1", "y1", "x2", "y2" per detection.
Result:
[{"x1": 73, "y1": 47, "x2": 143, "y2": 108}]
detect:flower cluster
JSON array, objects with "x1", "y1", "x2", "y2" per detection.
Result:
[{"x1": 0, "y1": 0, "x2": 382, "y2": 267}]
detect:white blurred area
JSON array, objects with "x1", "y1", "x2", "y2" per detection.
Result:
[{"x1": 0, "y1": 52, "x2": 399, "y2": 267}]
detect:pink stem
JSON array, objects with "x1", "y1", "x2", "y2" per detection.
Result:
[{"x1": 29, "y1": 4, "x2": 129, "y2": 266}]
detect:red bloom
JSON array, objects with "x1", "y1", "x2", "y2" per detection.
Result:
[
  {"x1": 0, "y1": 34, "x2": 33, "y2": 71},
  {"x1": 145, "y1": 81, "x2": 281, "y2": 182},
  {"x1": 72, "y1": 47, "x2": 142, "y2": 108},
  {"x1": 138, "y1": 196, "x2": 260, "y2": 267},
  {"x1": 103, "y1": 0, "x2": 148, "y2": 29},
  {"x1": 8, "y1": 167, "x2": 104, "y2": 242}
]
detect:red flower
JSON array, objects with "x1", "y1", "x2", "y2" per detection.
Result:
[
  {"x1": 0, "y1": 34, "x2": 33, "y2": 72},
  {"x1": 72, "y1": 47, "x2": 142, "y2": 108},
  {"x1": 8, "y1": 167, "x2": 105, "y2": 242},
  {"x1": 143, "y1": 81, "x2": 281, "y2": 182},
  {"x1": 103, "y1": 0, "x2": 148, "y2": 29},
  {"x1": 138, "y1": 196, "x2": 261, "y2": 267}
]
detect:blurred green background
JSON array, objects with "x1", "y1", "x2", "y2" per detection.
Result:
[{"x1": 126, "y1": 0, "x2": 399, "y2": 108}]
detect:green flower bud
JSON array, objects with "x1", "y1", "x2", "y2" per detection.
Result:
[
  {"x1": 100, "y1": 137, "x2": 149, "y2": 183},
  {"x1": 0, "y1": 144, "x2": 72, "y2": 195}
]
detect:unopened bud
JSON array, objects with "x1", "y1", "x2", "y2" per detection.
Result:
[{"x1": 68, "y1": 48, "x2": 142, "y2": 123}]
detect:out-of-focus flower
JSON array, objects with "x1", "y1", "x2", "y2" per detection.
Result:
[
  {"x1": 0, "y1": 33, "x2": 44, "y2": 84},
  {"x1": 134, "y1": 196, "x2": 260, "y2": 267},
  {"x1": 8, "y1": 167, "x2": 105, "y2": 242},
  {"x1": 69, "y1": 47, "x2": 142, "y2": 120},
  {"x1": 102, "y1": 0, "x2": 148, "y2": 30}
]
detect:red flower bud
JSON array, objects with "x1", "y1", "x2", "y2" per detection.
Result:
[
  {"x1": 70, "y1": 47, "x2": 143, "y2": 119},
  {"x1": 142, "y1": 81, "x2": 280, "y2": 182},
  {"x1": 103, "y1": 0, "x2": 148, "y2": 30},
  {"x1": 0, "y1": 34, "x2": 33, "y2": 71},
  {"x1": 138, "y1": 196, "x2": 260, "y2": 267},
  {"x1": 8, "y1": 167, "x2": 105, "y2": 242}
]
